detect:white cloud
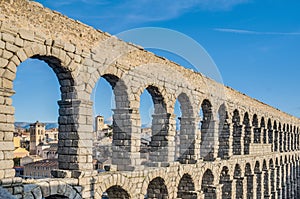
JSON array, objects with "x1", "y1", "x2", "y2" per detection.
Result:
[
  {"x1": 193, "y1": 0, "x2": 250, "y2": 10},
  {"x1": 107, "y1": 0, "x2": 251, "y2": 23},
  {"x1": 44, "y1": 0, "x2": 250, "y2": 29},
  {"x1": 105, "y1": 116, "x2": 113, "y2": 124},
  {"x1": 215, "y1": 28, "x2": 300, "y2": 35}
]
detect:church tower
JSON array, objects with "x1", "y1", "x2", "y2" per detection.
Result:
[
  {"x1": 95, "y1": 115, "x2": 105, "y2": 132},
  {"x1": 29, "y1": 121, "x2": 45, "y2": 155}
]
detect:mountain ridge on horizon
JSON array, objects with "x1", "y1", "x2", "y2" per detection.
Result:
[{"x1": 15, "y1": 122, "x2": 58, "y2": 130}]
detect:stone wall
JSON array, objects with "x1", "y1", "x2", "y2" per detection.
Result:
[{"x1": 92, "y1": 154, "x2": 300, "y2": 199}]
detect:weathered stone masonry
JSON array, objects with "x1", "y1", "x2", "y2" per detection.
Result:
[{"x1": 1, "y1": 0, "x2": 300, "y2": 198}]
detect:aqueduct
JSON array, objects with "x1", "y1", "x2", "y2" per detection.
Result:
[{"x1": 1, "y1": 0, "x2": 300, "y2": 198}]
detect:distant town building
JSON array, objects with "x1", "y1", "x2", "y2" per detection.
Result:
[
  {"x1": 13, "y1": 147, "x2": 29, "y2": 159},
  {"x1": 141, "y1": 127, "x2": 151, "y2": 145},
  {"x1": 13, "y1": 136, "x2": 21, "y2": 148},
  {"x1": 14, "y1": 166, "x2": 24, "y2": 178},
  {"x1": 36, "y1": 143, "x2": 58, "y2": 159},
  {"x1": 20, "y1": 155, "x2": 43, "y2": 166},
  {"x1": 94, "y1": 116, "x2": 113, "y2": 139},
  {"x1": 20, "y1": 131, "x2": 30, "y2": 142},
  {"x1": 45, "y1": 128, "x2": 58, "y2": 143},
  {"x1": 93, "y1": 116, "x2": 113, "y2": 170},
  {"x1": 23, "y1": 159, "x2": 58, "y2": 179},
  {"x1": 140, "y1": 127, "x2": 152, "y2": 162},
  {"x1": 14, "y1": 127, "x2": 26, "y2": 135},
  {"x1": 13, "y1": 121, "x2": 59, "y2": 178},
  {"x1": 95, "y1": 115, "x2": 105, "y2": 132},
  {"x1": 29, "y1": 121, "x2": 45, "y2": 155},
  {"x1": 13, "y1": 147, "x2": 29, "y2": 177},
  {"x1": 13, "y1": 128, "x2": 30, "y2": 152}
]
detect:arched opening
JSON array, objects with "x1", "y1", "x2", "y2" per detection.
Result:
[
  {"x1": 296, "y1": 128, "x2": 299, "y2": 151},
  {"x1": 289, "y1": 125, "x2": 293, "y2": 151},
  {"x1": 296, "y1": 129, "x2": 298, "y2": 151},
  {"x1": 174, "y1": 99, "x2": 181, "y2": 162},
  {"x1": 200, "y1": 100, "x2": 215, "y2": 161},
  {"x1": 13, "y1": 59, "x2": 59, "y2": 151},
  {"x1": 296, "y1": 127, "x2": 300, "y2": 150},
  {"x1": 279, "y1": 123, "x2": 283, "y2": 152},
  {"x1": 13, "y1": 58, "x2": 61, "y2": 122},
  {"x1": 292, "y1": 159, "x2": 297, "y2": 198},
  {"x1": 92, "y1": 75, "x2": 119, "y2": 171},
  {"x1": 286, "y1": 163, "x2": 290, "y2": 198},
  {"x1": 261, "y1": 118, "x2": 267, "y2": 144},
  {"x1": 201, "y1": 169, "x2": 216, "y2": 199},
  {"x1": 267, "y1": 119, "x2": 273, "y2": 151},
  {"x1": 275, "y1": 158, "x2": 281, "y2": 198},
  {"x1": 283, "y1": 124, "x2": 287, "y2": 152},
  {"x1": 290, "y1": 125, "x2": 293, "y2": 151},
  {"x1": 287, "y1": 125, "x2": 291, "y2": 151},
  {"x1": 294, "y1": 127, "x2": 297, "y2": 150},
  {"x1": 290, "y1": 161, "x2": 295, "y2": 197},
  {"x1": 290, "y1": 161, "x2": 295, "y2": 198},
  {"x1": 295, "y1": 157, "x2": 300, "y2": 198},
  {"x1": 245, "y1": 163, "x2": 253, "y2": 199},
  {"x1": 234, "y1": 164, "x2": 243, "y2": 199},
  {"x1": 219, "y1": 166, "x2": 232, "y2": 199},
  {"x1": 93, "y1": 74, "x2": 138, "y2": 171},
  {"x1": 139, "y1": 88, "x2": 155, "y2": 164},
  {"x1": 102, "y1": 185, "x2": 130, "y2": 199},
  {"x1": 177, "y1": 174, "x2": 196, "y2": 198},
  {"x1": 176, "y1": 93, "x2": 197, "y2": 164},
  {"x1": 263, "y1": 160, "x2": 269, "y2": 197},
  {"x1": 254, "y1": 161, "x2": 262, "y2": 199},
  {"x1": 252, "y1": 114, "x2": 260, "y2": 144},
  {"x1": 271, "y1": 160, "x2": 277, "y2": 196},
  {"x1": 243, "y1": 113, "x2": 251, "y2": 155},
  {"x1": 146, "y1": 177, "x2": 168, "y2": 199},
  {"x1": 11, "y1": 56, "x2": 74, "y2": 175},
  {"x1": 294, "y1": 126, "x2": 297, "y2": 150},
  {"x1": 291, "y1": 129, "x2": 294, "y2": 151},
  {"x1": 139, "y1": 85, "x2": 169, "y2": 165},
  {"x1": 232, "y1": 110, "x2": 242, "y2": 155},
  {"x1": 285, "y1": 155, "x2": 288, "y2": 164},
  {"x1": 273, "y1": 121, "x2": 278, "y2": 152},
  {"x1": 218, "y1": 104, "x2": 230, "y2": 159},
  {"x1": 281, "y1": 158, "x2": 286, "y2": 198}
]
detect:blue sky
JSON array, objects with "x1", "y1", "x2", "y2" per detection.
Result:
[{"x1": 13, "y1": 0, "x2": 300, "y2": 125}]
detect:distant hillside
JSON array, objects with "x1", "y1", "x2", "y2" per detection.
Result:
[{"x1": 15, "y1": 122, "x2": 58, "y2": 130}]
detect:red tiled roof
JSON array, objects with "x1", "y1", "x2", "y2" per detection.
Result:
[{"x1": 24, "y1": 159, "x2": 58, "y2": 167}]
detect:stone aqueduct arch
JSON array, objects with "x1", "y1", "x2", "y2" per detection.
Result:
[
  {"x1": 1, "y1": 0, "x2": 300, "y2": 198},
  {"x1": 23, "y1": 179, "x2": 81, "y2": 199}
]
